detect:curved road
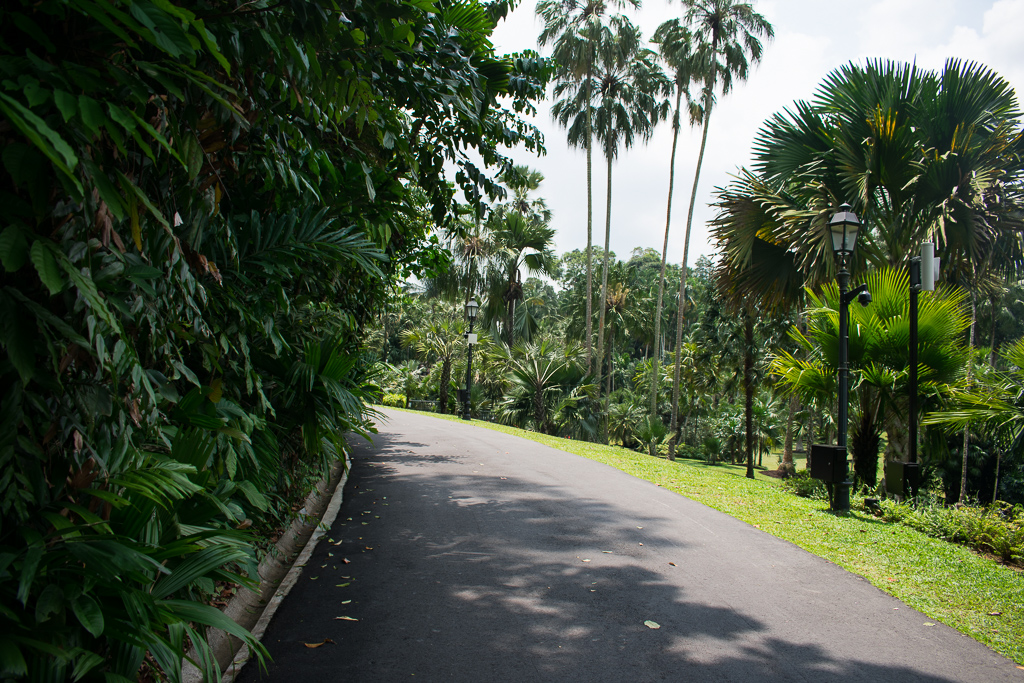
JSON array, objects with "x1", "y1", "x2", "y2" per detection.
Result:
[{"x1": 238, "y1": 409, "x2": 1021, "y2": 682}]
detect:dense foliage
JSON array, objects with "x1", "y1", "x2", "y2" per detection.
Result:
[{"x1": 0, "y1": 0, "x2": 547, "y2": 679}]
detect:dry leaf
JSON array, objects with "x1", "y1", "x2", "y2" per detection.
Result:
[
  {"x1": 335, "y1": 616, "x2": 358, "y2": 621},
  {"x1": 644, "y1": 620, "x2": 660, "y2": 629},
  {"x1": 668, "y1": 562, "x2": 676, "y2": 567},
  {"x1": 304, "y1": 638, "x2": 335, "y2": 648},
  {"x1": 581, "y1": 559, "x2": 591, "y2": 563},
  {"x1": 343, "y1": 558, "x2": 351, "y2": 564}
]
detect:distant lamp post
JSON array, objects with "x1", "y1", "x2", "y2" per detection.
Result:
[
  {"x1": 463, "y1": 298, "x2": 479, "y2": 421},
  {"x1": 829, "y1": 204, "x2": 870, "y2": 512}
]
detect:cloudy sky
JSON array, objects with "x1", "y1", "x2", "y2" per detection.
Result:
[{"x1": 479, "y1": 0, "x2": 1024, "y2": 266}]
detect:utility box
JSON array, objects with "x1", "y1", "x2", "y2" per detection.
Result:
[
  {"x1": 810, "y1": 445, "x2": 847, "y2": 483},
  {"x1": 886, "y1": 460, "x2": 904, "y2": 495},
  {"x1": 887, "y1": 461, "x2": 921, "y2": 497}
]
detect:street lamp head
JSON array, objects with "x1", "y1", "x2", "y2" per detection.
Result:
[
  {"x1": 465, "y1": 298, "x2": 479, "y2": 322},
  {"x1": 829, "y1": 203, "x2": 861, "y2": 259}
]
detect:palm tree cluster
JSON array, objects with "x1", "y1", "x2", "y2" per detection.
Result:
[{"x1": 374, "y1": 9, "x2": 1024, "y2": 507}]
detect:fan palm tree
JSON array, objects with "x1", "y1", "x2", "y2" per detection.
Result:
[
  {"x1": 401, "y1": 315, "x2": 467, "y2": 414},
  {"x1": 723, "y1": 58, "x2": 1024, "y2": 493},
  {"x1": 541, "y1": 0, "x2": 638, "y2": 372},
  {"x1": 497, "y1": 339, "x2": 588, "y2": 434},
  {"x1": 646, "y1": 19, "x2": 703, "y2": 453},
  {"x1": 771, "y1": 267, "x2": 971, "y2": 475},
  {"x1": 667, "y1": 0, "x2": 774, "y2": 459}
]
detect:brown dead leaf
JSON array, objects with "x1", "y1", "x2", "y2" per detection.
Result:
[
  {"x1": 668, "y1": 562, "x2": 676, "y2": 567},
  {"x1": 304, "y1": 638, "x2": 335, "y2": 648}
]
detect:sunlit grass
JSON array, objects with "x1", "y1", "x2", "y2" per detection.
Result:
[{"x1": 384, "y1": 408, "x2": 1024, "y2": 664}]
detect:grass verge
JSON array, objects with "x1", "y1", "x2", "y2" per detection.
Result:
[{"x1": 384, "y1": 408, "x2": 1024, "y2": 665}]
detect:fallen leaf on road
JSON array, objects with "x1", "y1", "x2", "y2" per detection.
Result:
[
  {"x1": 581, "y1": 559, "x2": 591, "y2": 562},
  {"x1": 343, "y1": 558, "x2": 351, "y2": 564},
  {"x1": 637, "y1": 526, "x2": 643, "y2": 529},
  {"x1": 335, "y1": 616, "x2": 358, "y2": 621},
  {"x1": 923, "y1": 623, "x2": 935, "y2": 627},
  {"x1": 365, "y1": 546, "x2": 373, "y2": 550},
  {"x1": 342, "y1": 600, "x2": 352, "y2": 604},
  {"x1": 336, "y1": 583, "x2": 350, "y2": 587},
  {"x1": 638, "y1": 543, "x2": 643, "y2": 546},
  {"x1": 668, "y1": 562, "x2": 676, "y2": 566},
  {"x1": 305, "y1": 639, "x2": 335, "y2": 648},
  {"x1": 310, "y1": 577, "x2": 319, "y2": 580},
  {"x1": 644, "y1": 621, "x2": 660, "y2": 629},
  {"x1": 602, "y1": 551, "x2": 612, "y2": 554}
]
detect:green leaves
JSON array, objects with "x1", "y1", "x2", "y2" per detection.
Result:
[{"x1": 29, "y1": 240, "x2": 63, "y2": 295}]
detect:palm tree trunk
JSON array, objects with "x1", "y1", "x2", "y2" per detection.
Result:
[
  {"x1": 585, "y1": 54, "x2": 595, "y2": 374},
  {"x1": 744, "y1": 311, "x2": 755, "y2": 479},
  {"x1": 439, "y1": 359, "x2": 451, "y2": 414},
  {"x1": 671, "y1": 45, "x2": 721, "y2": 460},
  {"x1": 959, "y1": 289, "x2": 977, "y2": 503},
  {"x1": 648, "y1": 85, "x2": 684, "y2": 455},
  {"x1": 781, "y1": 393, "x2": 797, "y2": 475},
  {"x1": 595, "y1": 148, "x2": 613, "y2": 444}
]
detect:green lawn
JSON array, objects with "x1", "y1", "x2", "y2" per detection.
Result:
[{"x1": 383, "y1": 408, "x2": 1024, "y2": 665}]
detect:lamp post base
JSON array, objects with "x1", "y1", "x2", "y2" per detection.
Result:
[{"x1": 833, "y1": 479, "x2": 851, "y2": 512}]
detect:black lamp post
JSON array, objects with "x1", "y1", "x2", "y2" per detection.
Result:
[
  {"x1": 463, "y1": 298, "x2": 478, "y2": 421},
  {"x1": 829, "y1": 204, "x2": 869, "y2": 512}
]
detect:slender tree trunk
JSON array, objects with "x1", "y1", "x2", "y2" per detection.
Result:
[
  {"x1": 595, "y1": 148, "x2": 614, "y2": 444},
  {"x1": 781, "y1": 393, "x2": 797, "y2": 475},
  {"x1": 439, "y1": 359, "x2": 451, "y2": 414},
  {"x1": 959, "y1": 290, "x2": 977, "y2": 503},
  {"x1": 744, "y1": 312, "x2": 755, "y2": 479},
  {"x1": 648, "y1": 85, "x2": 684, "y2": 455},
  {"x1": 584, "y1": 55, "x2": 595, "y2": 374},
  {"x1": 668, "y1": 105, "x2": 713, "y2": 460},
  {"x1": 989, "y1": 293, "x2": 998, "y2": 367}
]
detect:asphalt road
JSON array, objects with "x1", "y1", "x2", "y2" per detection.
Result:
[{"x1": 237, "y1": 408, "x2": 1022, "y2": 682}]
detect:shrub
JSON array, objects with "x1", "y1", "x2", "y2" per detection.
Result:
[
  {"x1": 383, "y1": 393, "x2": 407, "y2": 408},
  {"x1": 876, "y1": 500, "x2": 1023, "y2": 565},
  {"x1": 781, "y1": 471, "x2": 829, "y2": 500}
]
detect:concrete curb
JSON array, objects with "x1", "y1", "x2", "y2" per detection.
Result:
[{"x1": 181, "y1": 455, "x2": 352, "y2": 683}]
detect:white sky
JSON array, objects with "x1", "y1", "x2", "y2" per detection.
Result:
[{"x1": 481, "y1": 0, "x2": 1024, "y2": 266}]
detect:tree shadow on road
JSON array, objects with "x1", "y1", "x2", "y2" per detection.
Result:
[{"x1": 238, "y1": 433, "x2": 1006, "y2": 683}]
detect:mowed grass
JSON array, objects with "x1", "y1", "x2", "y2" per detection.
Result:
[{"x1": 383, "y1": 408, "x2": 1024, "y2": 665}]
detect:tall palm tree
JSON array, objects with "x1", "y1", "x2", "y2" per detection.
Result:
[
  {"x1": 542, "y1": 0, "x2": 639, "y2": 373},
  {"x1": 588, "y1": 16, "x2": 670, "y2": 440},
  {"x1": 667, "y1": 0, "x2": 774, "y2": 459},
  {"x1": 647, "y1": 18, "x2": 702, "y2": 453}
]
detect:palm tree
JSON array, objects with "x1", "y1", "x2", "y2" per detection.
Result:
[
  {"x1": 588, "y1": 16, "x2": 670, "y2": 440},
  {"x1": 496, "y1": 339, "x2": 589, "y2": 434},
  {"x1": 541, "y1": 0, "x2": 635, "y2": 373},
  {"x1": 481, "y1": 213, "x2": 559, "y2": 347},
  {"x1": 667, "y1": 0, "x2": 774, "y2": 459},
  {"x1": 401, "y1": 314, "x2": 467, "y2": 414},
  {"x1": 923, "y1": 336, "x2": 1024, "y2": 501},
  {"x1": 647, "y1": 19, "x2": 702, "y2": 454},
  {"x1": 771, "y1": 267, "x2": 971, "y2": 478},
  {"x1": 724, "y1": 58, "x2": 1024, "y2": 493}
]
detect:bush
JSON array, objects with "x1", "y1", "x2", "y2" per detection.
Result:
[
  {"x1": 383, "y1": 393, "x2": 407, "y2": 408},
  {"x1": 781, "y1": 471, "x2": 829, "y2": 500},
  {"x1": 876, "y1": 500, "x2": 1023, "y2": 565}
]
